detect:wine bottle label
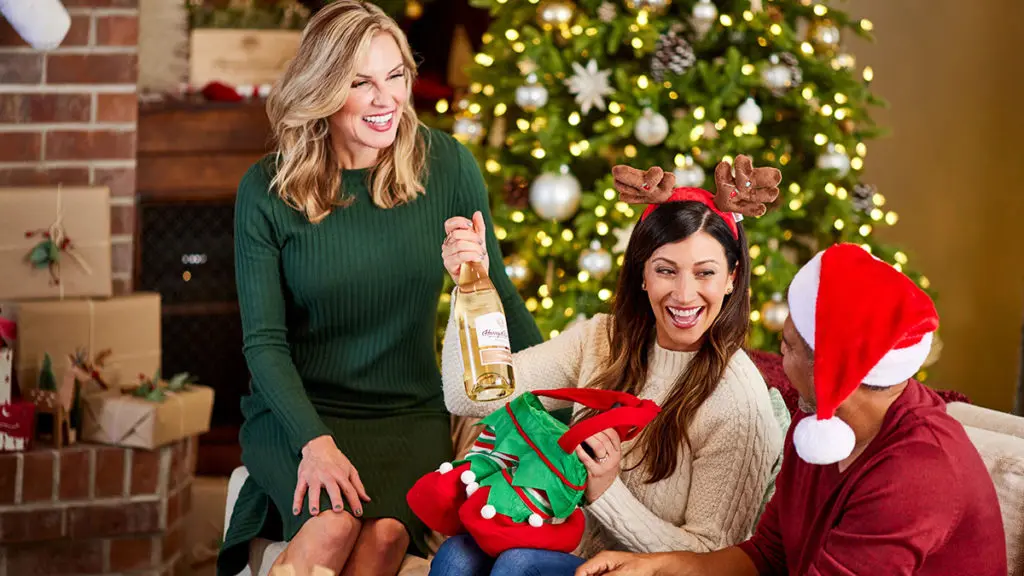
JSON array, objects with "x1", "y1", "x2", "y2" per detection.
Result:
[{"x1": 475, "y1": 312, "x2": 512, "y2": 366}]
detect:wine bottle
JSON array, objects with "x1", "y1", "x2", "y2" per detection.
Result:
[{"x1": 454, "y1": 259, "x2": 515, "y2": 401}]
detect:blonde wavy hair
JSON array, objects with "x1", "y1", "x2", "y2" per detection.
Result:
[{"x1": 267, "y1": 0, "x2": 427, "y2": 223}]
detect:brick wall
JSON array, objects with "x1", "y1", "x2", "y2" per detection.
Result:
[
  {"x1": 0, "y1": 437, "x2": 195, "y2": 576},
  {"x1": 0, "y1": 0, "x2": 139, "y2": 294}
]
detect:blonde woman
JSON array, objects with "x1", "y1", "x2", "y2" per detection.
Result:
[{"x1": 216, "y1": 3, "x2": 541, "y2": 575}]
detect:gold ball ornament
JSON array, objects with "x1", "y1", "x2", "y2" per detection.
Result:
[
  {"x1": 625, "y1": 0, "x2": 671, "y2": 16},
  {"x1": 405, "y1": 0, "x2": 424, "y2": 20},
  {"x1": 504, "y1": 254, "x2": 533, "y2": 288},
  {"x1": 536, "y1": 0, "x2": 576, "y2": 30},
  {"x1": 807, "y1": 19, "x2": 841, "y2": 54},
  {"x1": 761, "y1": 292, "x2": 789, "y2": 332},
  {"x1": 452, "y1": 115, "x2": 485, "y2": 145}
]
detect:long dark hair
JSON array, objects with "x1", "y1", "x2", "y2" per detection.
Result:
[{"x1": 585, "y1": 201, "x2": 751, "y2": 483}]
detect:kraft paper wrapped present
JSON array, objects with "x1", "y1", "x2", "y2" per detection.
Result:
[
  {"x1": 0, "y1": 186, "x2": 112, "y2": 300},
  {"x1": 13, "y1": 293, "x2": 161, "y2": 392},
  {"x1": 81, "y1": 382, "x2": 214, "y2": 449}
]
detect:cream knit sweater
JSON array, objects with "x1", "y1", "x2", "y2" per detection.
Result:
[{"x1": 441, "y1": 311, "x2": 786, "y2": 557}]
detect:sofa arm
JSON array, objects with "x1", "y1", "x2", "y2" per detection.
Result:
[{"x1": 947, "y1": 402, "x2": 1024, "y2": 441}]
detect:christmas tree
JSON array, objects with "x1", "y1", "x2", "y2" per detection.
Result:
[{"x1": 435, "y1": 0, "x2": 935, "y2": 371}]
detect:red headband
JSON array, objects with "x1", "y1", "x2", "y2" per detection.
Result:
[{"x1": 639, "y1": 187, "x2": 740, "y2": 240}]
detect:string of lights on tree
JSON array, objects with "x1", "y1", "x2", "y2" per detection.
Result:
[{"x1": 432, "y1": 0, "x2": 941, "y2": 380}]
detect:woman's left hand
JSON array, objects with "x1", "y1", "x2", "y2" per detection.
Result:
[{"x1": 576, "y1": 429, "x2": 622, "y2": 503}]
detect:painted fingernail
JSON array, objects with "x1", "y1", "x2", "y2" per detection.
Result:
[
  {"x1": 355, "y1": 508, "x2": 363, "y2": 516},
  {"x1": 293, "y1": 507, "x2": 299, "y2": 515},
  {"x1": 334, "y1": 504, "x2": 342, "y2": 511},
  {"x1": 311, "y1": 507, "x2": 318, "y2": 514}
]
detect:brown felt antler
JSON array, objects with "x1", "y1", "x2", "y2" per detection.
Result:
[
  {"x1": 712, "y1": 155, "x2": 782, "y2": 218},
  {"x1": 611, "y1": 165, "x2": 676, "y2": 205}
]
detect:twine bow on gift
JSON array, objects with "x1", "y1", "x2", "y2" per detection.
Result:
[
  {"x1": 24, "y1": 185, "x2": 93, "y2": 288},
  {"x1": 69, "y1": 348, "x2": 111, "y2": 391}
]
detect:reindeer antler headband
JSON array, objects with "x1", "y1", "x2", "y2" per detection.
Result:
[{"x1": 611, "y1": 155, "x2": 782, "y2": 239}]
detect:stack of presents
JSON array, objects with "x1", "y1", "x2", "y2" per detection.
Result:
[{"x1": 0, "y1": 184, "x2": 214, "y2": 455}]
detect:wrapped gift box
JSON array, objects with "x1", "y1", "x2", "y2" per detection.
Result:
[
  {"x1": 0, "y1": 186, "x2": 112, "y2": 300},
  {"x1": 0, "y1": 346, "x2": 34, "y2": 452},
  {"x1": 81, "y1": 383, "x2": 214, "y2": 449},
  {"x1": 14, "y1": 293, "x2": 161, "y2": 392}
]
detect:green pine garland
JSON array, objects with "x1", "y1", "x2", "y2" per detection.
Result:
[{"x1": 430, "y1": 0, "x2": 935, "y2": 377}]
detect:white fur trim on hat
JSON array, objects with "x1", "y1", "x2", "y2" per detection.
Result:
[
  {"x1": 787, "y1": 250, "x2": 823, "y2": 349},
  {"x1": 793, "y1": 415, "x2": 856, "y2": 465},
  {"x1": 862, "y1": 332, "x2": 933, "y2": 387}
]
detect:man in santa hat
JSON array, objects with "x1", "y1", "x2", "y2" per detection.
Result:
[{"x1": 576, "y1": 243, "x2": 1005, "y2": 576}]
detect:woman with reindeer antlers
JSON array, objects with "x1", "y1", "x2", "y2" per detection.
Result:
[{"x1": 431, "y1": 156, "x2": 792, "y2": 575}]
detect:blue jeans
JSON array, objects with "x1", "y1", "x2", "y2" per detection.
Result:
[{"x1": 429, "y1": 535, "x2": 585, "y2": 576}]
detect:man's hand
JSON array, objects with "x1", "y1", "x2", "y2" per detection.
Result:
[{"x1": 576, "y1": 551, "x2": 679, "y2": 576}]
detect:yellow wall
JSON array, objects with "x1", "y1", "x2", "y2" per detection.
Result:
[{"x1": 850, "y1": 0, "x2": 1024, "y2": 411}]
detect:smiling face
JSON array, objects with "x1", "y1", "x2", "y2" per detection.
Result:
[
  {"x1": 644, "y1": 230, "x2": 736, "y2": 352},
  {"x1": 328, "y1": 32, "x2": 409, "y2": 164}
]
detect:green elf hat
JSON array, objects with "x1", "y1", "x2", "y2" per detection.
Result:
[{"x1": 407, "y1": 388, "x2": 660, "y2": 557}]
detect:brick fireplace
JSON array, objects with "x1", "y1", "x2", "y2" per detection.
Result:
[
  {"x1": 0, "y1": 0, "x2": 140, "y2": 293},
  {"x1": 0, "y1": 437, "x2": 194, "y2": 575}
]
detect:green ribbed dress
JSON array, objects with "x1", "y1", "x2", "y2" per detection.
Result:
[{"x1": 217, "y1": 129, "x2": 542, "y2": 576}]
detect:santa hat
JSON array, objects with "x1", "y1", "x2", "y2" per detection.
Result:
[{"x1": 788, "y1": 243, "x2": 939, "y2": 465}]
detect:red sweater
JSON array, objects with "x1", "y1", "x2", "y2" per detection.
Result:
[{"x1": 739, "y1": 381, "x2": 1006, "y2": 575}]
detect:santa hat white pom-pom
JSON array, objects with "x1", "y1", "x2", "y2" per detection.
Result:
[
  {"x1": 528, "y1": 513, "x2": 544, "y2": 528},
  {"x1": 793, "y1": 416, "x2": 856, "y2": 465},
  {"x1": 438, "y1": 462, "x2": 454, "y2": 474},
  {"x1": 465, "y1": 482, "x2": 479, "y2": 496},
  {"x1": 0, "y1": 0, "x2": 72, "y2": 51},
  {"x1": 460, "y1": 470, "x2": 477, "y2": 484},
  {"x1": 481, "y1": 504, "x2": 496, "y2": 519}
]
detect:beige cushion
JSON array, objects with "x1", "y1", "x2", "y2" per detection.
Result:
[
  {"x1": 949, "y1": 402, "x2": 1024, "y2": 440},
  {"x1": 960, "y1": 424, "x2": 1024, "y2": 576}
]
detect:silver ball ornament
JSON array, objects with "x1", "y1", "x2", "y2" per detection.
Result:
[
  {"x1": 673, "y1": 156, "x2": 705, "y2": 187},
  {"x1": 761, "y1": 55, "x2": 794, "y2": 93},
  {"x1": 761, "y1": 292, "x2": 789, "y2": 332},
  {"x1": 515, "y1": 74, "x2": 549, "y2": 112},
  {"x1": 691, "y1": 0, "x2": 718, "y2": 38},
  {"x1": 529, "y1": 167, "x2": 581, "y2": 222},
  {"x1": 737, "y1": 97, "x2": 763, "y2": 126},
  {"x1": 816, "y1": 144, "x2": 851, "y2": 177},
  {"x1": 578, "y1": 240, "x2": 613, "y2": 279},
  {"x1": 634, "y1": 107, "x2": 669, "y2": 146}
]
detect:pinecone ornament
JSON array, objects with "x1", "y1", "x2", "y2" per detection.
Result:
[
  {"x1": 651, "y1": 25, "x2": 696, "y2": 82},
  {"x1": 852, "y1": 183, "x2": 876, "y2": 213},
  {"x1": 504, "y1": 175, "x2": 530, "y2": 209},
  {"x1": 597, "y1": 1, "x2": 616, "y2": 23}
]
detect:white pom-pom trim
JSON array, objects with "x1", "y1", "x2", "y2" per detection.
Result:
[
  {"x1": 528, "y1": 513, "x2": 544, "y2": 527},
  {"x1": 461, "y1": 470, "x2": 477, "y2": 485},
  {"x1": 481, "y1": 504, "x2": 496, "y2": 519},
  {"x1": 793, "y1": 416, "x2": 856, "y2": 465},
  {"x1": 438, "y1": 462, "x2": 454, "y2": 474},
  {"x1": 466, "y1": 482, "x2": 479, "y2": 497}
]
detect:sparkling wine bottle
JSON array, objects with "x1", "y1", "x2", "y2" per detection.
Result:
[{"x1": 454, "y1": 259, "x2": 515, "y2": 401}]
